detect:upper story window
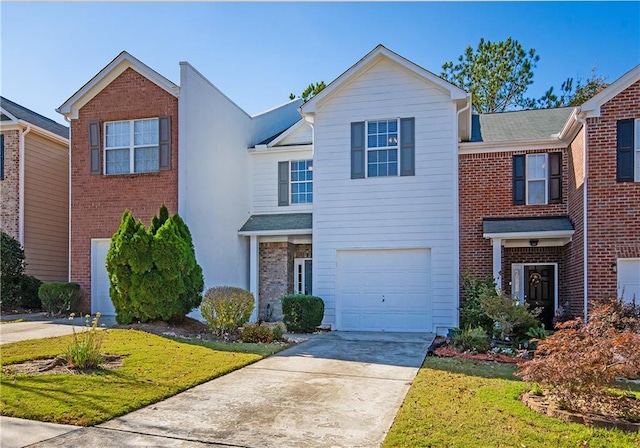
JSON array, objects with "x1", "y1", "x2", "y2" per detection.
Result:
[
  {"x1": 367, "y1": 120, "x2": 398, "y2": 177},
  {"x1": 513, "y1": 152, "x2": 562, "y2": 205},
  {"x1": 636, "y1": 119, "x2": 640, "y2": 182},
  {"x1": 278, "y1": 159, "x2": 312, "y2": 206},
  {"x1": 616, "y1": 118, "x2": 640, "y2": 182},
  {"x1": 104, "y1": 118, "x2": 159, "y2": 175},
  {"x1": 291, "y1": 160, "x2": 313, "y2": 204}
]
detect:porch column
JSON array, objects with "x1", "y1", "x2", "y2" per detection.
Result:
[
  {"x1": 249, "y1": 235, "x2": 259, "y2": 322},
  {"x1": 492, "y1": 238, "x2": 502, "y2": 291}
]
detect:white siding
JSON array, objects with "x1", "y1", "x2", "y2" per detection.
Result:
[
  {"x1": 312, "y1": 58, "x2": 459, "y2": 333},
  {"x1": 278, "y1": 124, "x2": 312, "y2": 146},
  {"x1": 249, "y1": 148, "x2": 313, "y2": 214},
  {"x1": 178, "y1": 63, "x2": 254, "y2": 312}
]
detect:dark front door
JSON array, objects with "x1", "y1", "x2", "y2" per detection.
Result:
[{"x1": 524, "y1": 265, "x2": 554, "y2": 329}]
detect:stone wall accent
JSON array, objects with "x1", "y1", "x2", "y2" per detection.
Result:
[
  {"x1": 0, "y1": 130, "x2": 21, "y2": 240},
  {"x1": 70, "y1": 68, "x2": 179, "y2": 311},
  {"x1": 585, "y1": 80, "x2": 640, "y2": 302}
]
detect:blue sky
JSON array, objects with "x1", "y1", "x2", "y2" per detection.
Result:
[{"x1": 1, "y1": 2, "x2": 639, "y2": 125}]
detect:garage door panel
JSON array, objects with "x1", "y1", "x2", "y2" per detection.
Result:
[
  {"x1": 337, "y1": 248, "x2": 431, "y2": 332},
  {"x1": 618, "y1": 259, "x2": 640, "y2": 303}
]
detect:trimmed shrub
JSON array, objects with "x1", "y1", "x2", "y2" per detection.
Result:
[
  {"x1": 280, "y1": 294, "x2": 324, "y2": 333},
  {"x1": 452, "y1": 326, "x2": 491, "y2": 353},
  {"x1": 106, "y1": 205, "x2": 204, "y2": 324},
  {"x1": 1, "y1": 231, "x2": 26, "y2": 309},
  {"x1": 459, "y1": 274, "x2": 495, "y2": 333},
  {"x1": 477, "y1": 286, "x2": 540, "y2": 342},
  {"x1": 201, "y1": 286, "x2": 254, "y2": 335},
  {"x1": 240, "y1": 322, "x2": 284, "y2": 343},
  {"x1": 19, "y1": 275, "x2": 43, "y2": 309},
  {"x1": 39, "y1": 282, "x2": 83, "y2": 315}
]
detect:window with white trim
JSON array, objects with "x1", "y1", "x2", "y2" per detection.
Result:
[
  {"x1": 526, "y1": 153, "x2": 547, "y2": 205},
  {"x1": 104, "y1": 118, "x2": 159, "y2": 174},
  {"x1": 367, "y1": 119, "x2": 398, "y2": 177},
  {"x1": 291, "y1": 160, "x2": 313, "y2": 204}
]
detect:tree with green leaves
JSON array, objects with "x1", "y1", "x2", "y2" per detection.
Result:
[
  {"x1": 289, "y1": 81, "x2": 326, "y2": 103},
  {"x1": 106, "y1": 205, "x2": 203, "y2": 324},
  {"x1": 535, "y1": 66, "x2": 608, "y2": 108},
  {"x1": 442, "y1": 37, "x2": 539, "y2": 113}
]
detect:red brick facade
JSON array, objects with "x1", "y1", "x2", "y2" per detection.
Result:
[
  {"x1": 0, "y1": 130, "x2": 20, "y2": 240},
  {"x1": 70, "y1": 68, "x2": 178, "y2": 311},
  {"x1": 585, "y1": 80, "x2": 640, "y2": 301}
]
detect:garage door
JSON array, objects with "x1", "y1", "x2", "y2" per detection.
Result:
[
  {"x1": 91, "y1": 239, "x2": 116, "y2": 316},
  {"x1": 618, "y1": 258, "x2": 640, "y2": 303},
  {"x1": 337, "y1": 249, "x2": 431, "y2": 332}
]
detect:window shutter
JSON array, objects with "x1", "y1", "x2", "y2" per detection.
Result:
[
  {"x1": 400, "y1": 117, "x2": 415, "y2": 176},
  {"x1": 0, "y1": 134, "x2": 4, "y2": 180},
  {"x1": 351, "y1": 122, "x2": 365, "y2": 179},
  {"x1": 548, "y1": 152, "x2": 562, "y2": 203},
  {"x1": 513, "y1": 154, "x2": 525, "y2": 205},
  {"x1": 278, "y1": 161, "x2": 289, "y2": 206},
  {"x1": 89, "y1": 121, "x2": 100, "y2": 175},
  {"x1": 159, "y1": 115, "x2": 172, "y2": 171},
  {"x1": 617, "y1": 119, "x2": 634, "y2": 182}
]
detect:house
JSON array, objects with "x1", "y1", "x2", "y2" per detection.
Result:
[
  {"x1": 0, "y1": 97, "x2": 69, "y2": 282},
  {"x1": 57, "y1": 46, "x2": 639, "y2": 333}
]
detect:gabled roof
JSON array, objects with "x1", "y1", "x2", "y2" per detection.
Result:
[
  {"x1": 470, "y1": 107, "x2": 576, "y2": 143},
  {"x1": 300, "y1": 44, "x2": 468, "y2": 115},
  {"x1": 238, "y1": 213, "x2": 312, "y2": 235},
  {"x1": 579, "y1": 64, "x2": 640, "y2": 118},
  {"x1": 0, "y1": 96, "x2": 69, "y2": 139},
  {"x1": 57, "y1": 51, "x2": 179, "y2": 119}
]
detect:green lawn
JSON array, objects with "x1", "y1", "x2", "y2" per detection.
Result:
[
  {"x1": 0, "y1": 318, "x2": 26, "y2": 325},
  {"x1": 0, "y1": 329, "x2": 283, "y2": 426},
  {"x1": 383, "y1": 357, "x2": 640, "y2": 448}
]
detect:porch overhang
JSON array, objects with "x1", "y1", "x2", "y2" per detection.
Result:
[
  {"x1": 238, "y1": 213, "x2": 312, "y2": 236},
  {"x1": 482, "y1": 217, "x2": 574, "y2": 248}
]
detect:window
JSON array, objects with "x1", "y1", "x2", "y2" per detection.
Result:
[
  {"x1": 294, "y1": 258, "x2": 312, "y2": 295},
  {"x1": 616, "y1": 118, "x2": 639, "y2": 182},
  {"x1": 291, "y1": 160, "x2": 313, "y2": 204},
  {"x1": 636, "y1": 119, "x2": 640, "y2": 182},
  {"x1": 278, "y1": 160, "x2": 312, "y2": 206},
  {"x1": 367, "y1": 119, "x2": 398, "y2": 177},
  {"x1": 104, "y1": 118, "x2": 159, "y2": 174},
  {"x1": 0, "y1": 134, "x2": 4, "y2": 180},
  {"x1": 513, "y1": 152, "x2": 562, "y2": 205},
  {"x1": 526, "y1": 154, "x2": 547, "y2": 205}
]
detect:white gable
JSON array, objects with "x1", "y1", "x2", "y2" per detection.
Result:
[{"x1": 579, "y1": 64, "x2": 640, "y2": 118}]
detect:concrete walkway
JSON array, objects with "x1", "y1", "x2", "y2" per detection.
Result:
[
  {"x1": 2, "y1": 331, "x2": 433, "y2": 448},
  {"x1": 0, "y1": 315, "x2": 116, "y2": 345}
]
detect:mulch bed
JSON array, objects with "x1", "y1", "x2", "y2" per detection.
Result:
[
  {"x1": 430, "y1": 336, "x2": 526, "y2": 364},
  {"x1": 113, "y1": 317, "x2": 234, "y2": 341},
  {"x1": 3, "y1": 355, "x2": 126, "y2": 376}
]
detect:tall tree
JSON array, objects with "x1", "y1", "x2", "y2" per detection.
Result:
[
  {"x1": 441, "y1": 37, "x2": 539, "y2": 113},
  {"x1": 535, "y1": 66, "x2": 608, "y2": 108},
  {"x1": 289, "y1": 81, "x2": 327, "y2": 103}
]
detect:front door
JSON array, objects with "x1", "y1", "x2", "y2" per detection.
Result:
[
  {"x1": 524, "y1": 265, "x2": 554, "y2": 329},
  {"x1": 294, "y1": 258, "x2": 312, "y2": 295}
]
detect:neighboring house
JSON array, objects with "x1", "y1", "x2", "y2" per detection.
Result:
[
  {"x1": 0, "y1": 97, "x2": 69, "y2": 282},
  {"x1": 57, "y1": 46, "x2": 639, "y2": 334}
]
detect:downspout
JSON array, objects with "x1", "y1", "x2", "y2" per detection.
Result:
[
  {"x1": 576, "y1": 112, "x2": 588, "y2": 322},
  {"x1": 18, "y1": 124, "x2": 31, "y2": 246},
  {"x1": 65, "y1": 116, "x2": 72, "y2": 282}
]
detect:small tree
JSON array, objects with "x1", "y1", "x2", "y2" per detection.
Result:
[{"x1": 106, "y1": 205, "x2": 204, "y2": 324}]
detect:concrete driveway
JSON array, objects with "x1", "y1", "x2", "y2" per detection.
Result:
[{"x1": 13, "y1": 331, "x2": 433, "y2": 448}]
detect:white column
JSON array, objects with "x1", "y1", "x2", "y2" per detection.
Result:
[
  {"x1": 249, "y1": 235, "x2": 259, "y2": 322},
  {"x1": 492, "y1": 238, "x2": 502, "y2": 291}
]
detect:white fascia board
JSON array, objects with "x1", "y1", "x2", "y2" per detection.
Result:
[
  {"x1": 0, "y1": 107, "x2": 20, "y2": 123},
  {"x1": 483, "y1": 230, "x2": 575, "y2": 240},
  {"x1": 579, "y1": 64, "x2": 640, "y2": 118},
  {"x1": 238, "y1": 228, "x2": 312, "y2": 237},
  {"x1": 17, "y1": 120, "x2": 68, "y2": 145},
  {"x1": 300, "y1": 45, "x2": 466, "y2": 116},
  {"x1": 459, "y1": 138, "x2": 569, "y2": 154},
  {"x1": 57, "y1": 51, "x2": 180, "y2": 120},
  {"x1": 267, "y1": 119, "x2": 305, "y2": 147},
  {"x1": 248, "y1": 144, "x2": 312, "y2": 154}
]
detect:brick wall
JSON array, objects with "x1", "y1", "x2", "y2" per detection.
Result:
[
  {"x1": 459, "y1": 147, "x2": 578, "y2": 307},
  {"x1": 258, "y1": 242, "x2": 312, "y2": 321},
  {"x1": 70, "y1": 68, "x2": 178, "y2": 311},
  {"x1": 586, "y1": 80, "x2": 640, "y2": 301},
  {"x1": 0, "y1": 130, "x2": 20, "y2": 240}
]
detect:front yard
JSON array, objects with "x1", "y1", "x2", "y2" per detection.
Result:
[
  {"x1": 0, "y1": 329, "x2": 284, "y2": 426},
  {"x1": 384, "y1": 356, "x2": 640, "y2": 447}
]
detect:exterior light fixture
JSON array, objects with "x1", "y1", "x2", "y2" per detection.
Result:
[{"x1": 529, "y1": 239, "x2": 539, "y2": 247}]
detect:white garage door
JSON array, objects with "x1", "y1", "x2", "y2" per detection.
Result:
[
  {"x1": 91, "y1": 239, "x2": 116, "y2": 316},
  {"x1": 618, "y1": 258, "x2": 640, "y2": 303},
  {"x1": 337, "y1": 249, "x2": 431, "y2": 332}
]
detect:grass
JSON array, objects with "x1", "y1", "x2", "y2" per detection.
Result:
[
  {"x1": 0, "y1": 318, "x2": 26, "y2": 324},
  {"x1": 172, "y1": 336, "x2": 291, "y2": 357},
  {"x1": 383, "y1": 357, "x2": 640, "y2": 448},
  {"x1": 0, "y1": 329, "x2": 285, "y2": 426}
]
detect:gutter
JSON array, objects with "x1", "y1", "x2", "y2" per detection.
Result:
[
  {"x1": 65, "y1": 116, "x2": 72, "y2": 282},
  {"x1": 575, "y1": 112, "x2": 588, "y2": 322},
  {"x1": 18, "y1": 124, "x2": 31, "y2": 245}
]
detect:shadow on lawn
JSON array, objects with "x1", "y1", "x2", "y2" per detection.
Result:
[{"x1": 422, "y1": 355, "x2": 521, "y2": 381}]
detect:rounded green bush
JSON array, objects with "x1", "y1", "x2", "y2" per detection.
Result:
[
  {"x1": 39, "y1": 282, "x2": 83, "y2": 315},
  {"x1": 201, "y1": 286, "x2": 255, "y2": 335},
  {"x1": 280, "y1": 294, "x2": 324, "y2": 333}
]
